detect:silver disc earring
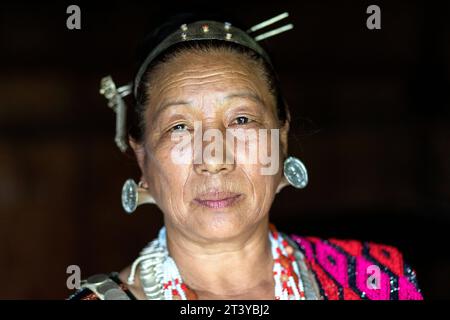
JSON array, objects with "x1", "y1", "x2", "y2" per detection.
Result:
[
  {"x1": 121, "y1": 179, "x2": 156, "y2": 214},
  {"x1": 283, "y1": 156, "x2": 308, "y2": 189},
  {"x1": 122, "y1": 179, "x2": 139, "y2": 214}
]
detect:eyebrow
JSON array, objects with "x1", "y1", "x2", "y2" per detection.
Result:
[
  {"x1": 224, "y1": 92, "x2": 266, "y2": 106},
  {"x1": 159, "y1": 99, "x2": 192, "y2": 111},
  {"x1": 155, "y1": 91, "x2": 265, "y2": 117}
]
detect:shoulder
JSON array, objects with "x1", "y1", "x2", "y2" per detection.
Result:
[
  {"x1": 288, "y1": 234, "x2": 423, "y2": 300},
  {"x1": 67, "y1": 272, "x2": 137, "y2": 300}
]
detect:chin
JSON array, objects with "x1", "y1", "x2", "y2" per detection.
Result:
[{"x1": 195, "y1": 213, "x2": 245, "y2": 241}]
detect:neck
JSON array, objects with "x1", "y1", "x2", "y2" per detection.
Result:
[{"x1": 164, "y1": 219, "x2": 275, "y2": 298}]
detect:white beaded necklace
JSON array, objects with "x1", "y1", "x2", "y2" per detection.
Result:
[{"x1": 128, "y1": 226, "x2": 306, "y2": 300}]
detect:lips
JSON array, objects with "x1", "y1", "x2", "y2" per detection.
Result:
[{"x1": 194, "y1": 191, "x2": 242, "y2": 209}]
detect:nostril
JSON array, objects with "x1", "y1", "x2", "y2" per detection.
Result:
[
  {"x1": 197, "y1": 163, "x2": 231, "y2": 175},
  {"x1": 194, "y1": 157, "x2": 236, "y2": 175}
]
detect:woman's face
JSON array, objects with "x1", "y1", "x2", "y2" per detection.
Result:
[{"x1": 132, "y1": 49, "x2": 289, "y2": 242}]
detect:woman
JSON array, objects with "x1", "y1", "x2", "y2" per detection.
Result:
[{"x1": 69, "y1": 12, "x2": 423, "y2": 300}]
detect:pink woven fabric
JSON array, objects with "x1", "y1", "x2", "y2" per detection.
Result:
[{"x1": 290, "y1": 235, "x2": 423, "y2": 300}]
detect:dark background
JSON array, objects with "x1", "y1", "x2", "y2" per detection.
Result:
[{"x1": 0, "y1": 0, "x2": 449, "y2": 299}]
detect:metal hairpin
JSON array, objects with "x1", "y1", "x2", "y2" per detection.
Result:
[
  {"x1": 99, "y1": 76, "x2": 132, "y2": 152},
  {"x1": 100, "y1": 12, "x2": 294, "y2": 153},
  {"x1": 247, "y1": 12, "x2": 293, "y2": 41}
]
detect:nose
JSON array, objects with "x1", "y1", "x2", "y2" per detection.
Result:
[
  {"x1": 194, "y1": 158, "x2": 235, "y2": 175},
  {"x1": 193, "y1": 128, "x2": 236, "y2": 175}
]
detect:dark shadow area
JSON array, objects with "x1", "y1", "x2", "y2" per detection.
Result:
[{"x1": 0, "y1": 0, "x2": 449, "y2": 299}]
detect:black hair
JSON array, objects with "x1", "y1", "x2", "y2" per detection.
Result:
[{"x1": 128, "y1": 11, "x2": 289, "y2": 144}]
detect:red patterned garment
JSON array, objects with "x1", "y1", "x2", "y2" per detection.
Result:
[{"x1": 290, "y1": 235, "x2": 423, "y2": 300}]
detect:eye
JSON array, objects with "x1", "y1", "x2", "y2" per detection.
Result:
[
  {"x1": 233, "y1": 116, "x2": 251, "y2": 125},
  {"x1": 170, "y1": 123, "x2": 188, "y2": 132}
]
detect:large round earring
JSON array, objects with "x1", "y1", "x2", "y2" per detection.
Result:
[
  {"x1": 121, "y1": 179, "x2": 155, "y2": 214},
  {"x1": 283, "y1": 156, "x2": 308, "y2": 189}
]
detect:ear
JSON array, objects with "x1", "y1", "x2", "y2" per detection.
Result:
[
  {"x1": 129, "y1": 137, "x2": 156, "y2": 204},
  {"x1": 276, "y1": 119, "x2": 290, "y2": 194},
  {"x1": 279, "y1": 119, "x2": 290, "y2": 159},
  {"x1": 129, "y1": 137, "x2": 149, "y2": 188},
  {"x1": 276, "y1": 176, "x2": 289, "y2": 194},
  {"x1": 129, "y1": 137, "x2": 146, "y2": 175}
]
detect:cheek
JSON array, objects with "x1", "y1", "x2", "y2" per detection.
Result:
[
  {"x1": 241, "y1": 164, "x2": 279, "y2": 195},
  {"x1": 234, "y1": 129, "x2": 282, "y2": 176},
  {"x1": 235, "y1": 130, "x2": 282, "y2": 204},
  {"x1": 145, "y1": 141, "x2": 192, "y2": 205}
]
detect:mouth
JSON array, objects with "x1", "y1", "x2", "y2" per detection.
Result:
[{"x1": 194, "y1": 191, "x2": 243, "y2": 209}]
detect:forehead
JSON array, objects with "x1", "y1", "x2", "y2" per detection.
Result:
[{"x1": 146, "y1": 49, "x2": 274, "y2": 109}]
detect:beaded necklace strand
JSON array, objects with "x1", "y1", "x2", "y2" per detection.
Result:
[{"x1": 128, "y1": 224, "x2": 306, "y2": 300}]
